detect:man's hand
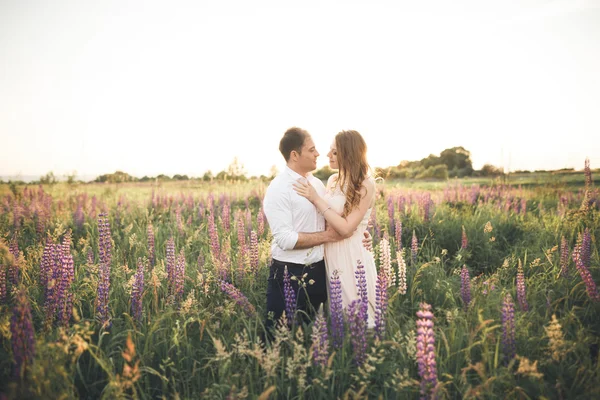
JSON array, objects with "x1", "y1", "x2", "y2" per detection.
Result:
[
  {"x1": 362, "y1": 230, "x2": 373, "y2": 252},
  {"x1": 325, "y1": 224, "x2": 351, "y2": 242}
]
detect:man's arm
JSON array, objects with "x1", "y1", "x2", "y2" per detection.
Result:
[{"x1": 294, "y1": 225, "x2": 349, "y2": 249}]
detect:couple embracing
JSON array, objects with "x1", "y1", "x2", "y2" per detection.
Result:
[{"x1": 262, "y1": 127, "x2": 378, "y2": 339}]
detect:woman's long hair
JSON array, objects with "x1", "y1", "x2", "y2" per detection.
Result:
[{"x1": 334, "y1": 130, "x2": 371, "y2": 217}]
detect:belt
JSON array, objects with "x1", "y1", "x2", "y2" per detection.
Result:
[{"x1": 272, "y1": 258, "x2": 325, "y2": 269}]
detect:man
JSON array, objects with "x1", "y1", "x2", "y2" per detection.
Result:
[{"x1": 262, "y1": 127, "x2": 370, "y2": 338}]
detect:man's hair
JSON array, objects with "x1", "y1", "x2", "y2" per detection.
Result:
[{"x1": 279, "y1": 127, "x2": 309, "y2": 162}]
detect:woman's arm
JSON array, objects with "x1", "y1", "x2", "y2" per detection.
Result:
[{"x1": 293, "y1": 177, "x2": 375, "y2": 237}]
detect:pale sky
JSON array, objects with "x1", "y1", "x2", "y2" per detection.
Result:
[{"x1": 1, "y1": 0, "x2": 599, "y2": 179}]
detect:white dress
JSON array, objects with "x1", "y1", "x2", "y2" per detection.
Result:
[{"x1": 324, "y1": 177, "x2": 378, "y2": 328}]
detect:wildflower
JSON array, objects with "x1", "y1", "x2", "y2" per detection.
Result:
[
  {"x1": 379, "y1": 237, "x2": 393, "y2": 286},
  {"x1": 374, "y1": 268, "x2": 388, "y2": 340},
  {"x1": 484, "y1": 221, "x2": 493, "y2": 233},
  {"x1": 559, "y1": 236, "x2": 569, "y2": 277},
  {"x1": 57, "y1": 231, "x2": 75, "y2": 327},
  {"x1": 573, "y1": 235, "x2": 600, "y2": 301},
  {"x1": 516, "y1": 260, "x2": 528, "y2": 311},
  {"x1": 96, "y1": 212, "x2": 112, "y2": 327},
  {"x1": 329, "y1": 270, "x2": 344, "y2": 349},
  {"x1": 461, "y1": 226, "x2": 468, "y2": 250},
  {"x1": 516, "y1": 356, "x2": 543, "y2": 379},
  {"x1": 501, "y1": 293, "x2": 516, "y2": 363},
  {"x1": 220, "y1": 281, "x2": 256, "y2": 317},
  {"x1": 397, "y1": 249, "x2": 407, "y2": 295},
  {"x1": 131, "y1": 258, "x2": 144, "y2": 323},
  {"x1": 311, "y1": 310, "x2": 329, "y2": 368},
  {"x1": 147, "y1": 224, "x2": 155, "y2": 268},
  {"x1": 411, "y1": 231, "x2": 418, "y2": 266},
  {"x1": 166, "y1": 237, "x2": 176, "y2": 296},
  {"x1": 460, "y1": 265, "x2": 471, "y2": 309},
  {"x1": 348, "y1": 299, "x2": 368, "y2": 366},
  {"x1": 416, "y1": 303, "x2": 438, "y2": 398},
  {"x1": 283, "y1": 266, "x2": 296, "y2": 324},
  {"x1": 395, "y1": 219, "x2": 403, "y2": 250},
  {"x1": 221, "y1": 201, "x2": 231, "y2": 232},
  {"x1": 249, "y1": 231, "x2": 259, "y2": 274},
  {"x1": 545, "y1": 314, "x2": 567, "y2": 362},
  {"x1": 0, "y1": 264, "x2": 6, "y2": 304},
  {"x1": 257, "y1": 207, "x2": 265, "y2": 236},
  {"x1": 355, "y1": 260, "x2": 368, "y2": 325},
  {"x1": 175, "y1": 249, "x2": 185, "y2": 302},
  {"x1": 11, "y1": 287, "x2": 35, "y2": 379}
]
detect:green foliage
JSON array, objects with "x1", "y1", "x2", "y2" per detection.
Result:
[{"x1": 1, "y1": 170, "x2": 599, "y2": 398}]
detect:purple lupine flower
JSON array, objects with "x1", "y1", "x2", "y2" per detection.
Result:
[
  {"x1": 40, "y1": 237, "x2": 54, "y2": 298},
  {"x1": 249, "y1": 231, "x2": 259, "y2": 274},
  {"x1": 166, "y1": 237, "x2": 176, "y2": 296},
  {"x1": 573, "y1": 236, "x2": 600, "y2": 302},
  {"x1": 257, "y1": 207, "x2": 265, "y2": 237},
  {"x1": 208, "y1": 211, "x2": 221, "y2": 265},
  {"x1": 397, "y1": 195, "x2": 406, "y2": 216},
  {"x1": 175, "y1": 249, "x2": 185, "y2": 302},
  {"x1": 387, "y1": 196, "x2": 395, "y2": 236},
  {"x1": 73, "y1": 202, "x2": 85, "y2": 231},
  {"x1": 374, "y1": 268, "x2": 388, "y2": 340},
  {"x1": 395, "y1": 218, "x2": 402, "y2": 251},
  {"x1": 329, "y1": 270, "x2": 344, "y2": 349},
  {"x1": 580, "y1": 228, "x2": 591, "y2": 270},
  {"x1": 411, "y1": 230, "x2": 419, "y2": 266},
  {"x1": 416, "y1": 303, "x2": 438, "y2": 399},
  {"x1": 520, "y1": 198, "x2": 527, "y2": 216},
  {"x1": 57, "y1": 232, "x2": 74, "y2": 327},
  {"x1": 8, "y1": 236, "x2": 19, "y2": 285},
  {"x1": 460, "y1": 265, "x2": 471, "y2": 309},
  {"x1": 237, "y1": 213, "x2": 247, "y2": 250},
  {"x1": 147, "y1": 224, "x2": 155, "y2": 268},
  {"x1": 219, "y1": 280, "x2": 256, "y2": 317},
  {"x1": 0, "y1": 265, "x2": 6, "y2": 304},
  {"x1": 559, "y1": 236, "x2": 570, "y2": 277},
  {"x1": 379, "y1": 237, "x2": 393, "y2": 286},
  {"x1": 283, "y1": 266, "x2": 296, "y2": 324},
  {"x1": 501, "y1": 293, "x2": 516, "y2": 363},
  {"x1": 347, "y1": 299, "x2": 368, "y2": 366},
  {"x1": 245, "y1": 208, "x2": 252, "y2": 237},
  {"x1": 43, "y1": 243, "x2": 61, "y2": 328},
  {"x1": 516, "y1": 261, "x2": 528, "y2": 311},
  {"x1": 11, "y1": 287, "x2": 35, "y2": 379},
  {"x1": 131, "y1": 258, "x2": 144, "y2": 322},
  {"x1": 96, "y1": 212, "x2": 112, "y2": 328},
  {"x1": 421, "y1": 193, "x2": 432, "y2": 222},
  {"x1": 311, "y1": 310, "x2": 329, "y2": 368},
  {"x1": 355, "y1": 260, "x2": 368, "y2": 325},
  {"x1": 221, "y1": 201, "x2": 231, "y2": 233},
  {"x1": 461, "y1": 226, "x2": 468, "y2": 250}
]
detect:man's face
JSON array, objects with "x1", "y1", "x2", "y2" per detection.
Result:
[{"x1": 295, "y1": 136, "x2": 319, "y2": 173}]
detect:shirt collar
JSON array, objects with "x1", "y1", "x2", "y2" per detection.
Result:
[{"x1": 285, "y1": 165, "x2": 312, "y2": 180}]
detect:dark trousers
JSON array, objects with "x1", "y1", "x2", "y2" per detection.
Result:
[{"x1": 264, "y1": 258, "x2": 327, "y2": 339}]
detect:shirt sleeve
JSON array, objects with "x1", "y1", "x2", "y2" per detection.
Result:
[{"x1": 263, "y1": 185, "x2": 299, "y2": 251}]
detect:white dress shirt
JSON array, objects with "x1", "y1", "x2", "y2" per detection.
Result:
[{"x1": 263, "y1": 166, "x2": 326, "y2": 265}]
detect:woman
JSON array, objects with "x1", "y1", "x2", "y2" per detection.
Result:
[{"x1": 293, "y1": 130, "x2": 378, "y2": 328}]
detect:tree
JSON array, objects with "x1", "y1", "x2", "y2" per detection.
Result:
[
  {"x1": 313, "y1": 166, "x2": 335, "y2": 181},
  {"x1": 40, "y1": 171, "x2": 57, "y2": 185},
  {"x1": 227, "y1": 157, "x2": 247, "y2": 179},
  {"x1": 439, "y1": 147, "x2": 473, "y2": 177},
  {"x1": 480, "y1": 164, "x2": 504, "y2": 177}
]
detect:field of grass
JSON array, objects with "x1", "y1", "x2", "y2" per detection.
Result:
[{"x1": 0, "y1": 168, "x2": 598, "y2": 399}]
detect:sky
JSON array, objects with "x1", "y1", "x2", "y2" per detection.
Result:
[{"x1": 1, "y1": 0, "x2": 599, "y2": 180}]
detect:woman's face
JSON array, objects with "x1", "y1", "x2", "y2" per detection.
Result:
[{"x1": 327, "y1": 140, "x2": 339, "y2": 170}]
